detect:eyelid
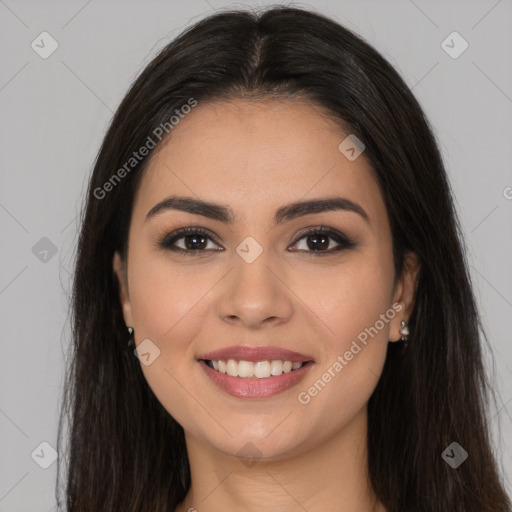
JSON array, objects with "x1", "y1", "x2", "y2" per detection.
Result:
[{"x1": 292, "y1": 224, "x2": 351, "y2": 243}]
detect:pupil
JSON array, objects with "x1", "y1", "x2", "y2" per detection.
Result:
[
  {"x1": 185, "y1": 234, "x2": 207, "y2": 250},
  {"x1": 308, "y1": 234, "x2": 328, "y2": 251}
]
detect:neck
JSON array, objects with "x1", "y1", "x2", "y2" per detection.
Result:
[{"x1": 175, "y1": 406, "x2": 386, "y2": 512}]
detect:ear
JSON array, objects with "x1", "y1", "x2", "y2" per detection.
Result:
[
  {"x1": 113, "y1": 251, "x2": 134, "y2": 328},
  {"x1": 389, "y1": 252, "x2": 420, "y2": 342}
]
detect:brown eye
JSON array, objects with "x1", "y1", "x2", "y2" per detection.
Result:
[
  {"x1": 179, "y1": 233, "x2": 209, "y2": 250},
  {"x1": 158, "y1": 227, "x2": 222, "y2": 256},
  {"x1": 289, "y1": 227, "x2": 355, "y2": 254}
]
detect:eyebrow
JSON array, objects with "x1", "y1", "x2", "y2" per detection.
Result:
[{"x1": 145, "y1": 195, "x2": 370, "y2": 226}]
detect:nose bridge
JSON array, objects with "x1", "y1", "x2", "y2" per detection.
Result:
[{"x1": 235, "y1": 236, "x2": 275, "y2": 293}]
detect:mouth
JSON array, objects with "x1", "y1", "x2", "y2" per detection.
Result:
[{"x1": 196, "y1": 345, "x2": 315, "y2": 399}]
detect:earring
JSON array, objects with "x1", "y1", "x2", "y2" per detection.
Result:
[
  {"x1": 127, "y1": 326, "x2": 135, "y2": 348},
  {"x1": 399, "y1": 320, "x2": 409, "y2": 342}
]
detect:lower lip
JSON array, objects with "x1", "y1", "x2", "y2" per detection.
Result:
[{"x1": 198, "y1": 360, "x2": 315, "y2": 399}]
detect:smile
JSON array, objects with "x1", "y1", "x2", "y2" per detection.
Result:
[{"x1": 198, "y1": 359, "x2": 315, "y2": 399}]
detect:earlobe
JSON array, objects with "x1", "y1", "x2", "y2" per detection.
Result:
[
  {"x1": 390, "y1": 252, "x2": 421, "y2": 342},
  {"x1": 112, "y1": 251, "x2": 134, "y2": 327}
]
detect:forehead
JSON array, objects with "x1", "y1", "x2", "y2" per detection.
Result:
[{"x1": 133, "y1": 98, "x2": 386, "y2": 225}]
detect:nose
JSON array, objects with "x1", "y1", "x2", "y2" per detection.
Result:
[{"x1": 215, "y1": 246, "x2": 294, "y2": 330}]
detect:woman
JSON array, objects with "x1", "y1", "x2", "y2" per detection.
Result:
[{"x1": 57, "y1": 5, "x2": 511, "y2": 512}]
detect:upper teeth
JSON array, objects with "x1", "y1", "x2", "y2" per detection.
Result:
[{"x1": 209, "y1": 359, "x2": 304, "y2": 378}]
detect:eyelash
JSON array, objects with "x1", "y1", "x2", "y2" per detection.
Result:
[{"x1": 157, "y1": 225, "x2": 356, "y2": 257}]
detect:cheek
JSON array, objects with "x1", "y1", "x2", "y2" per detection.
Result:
[
  {"x1": 292, "y1": 255, "x2": 394, "y2": 352},
  {"x1": 129, "y1": 255, "x2": 208, "y2": 343},
  {"x1": 292, "y1": 264, "x2": 393, "y2": 436},
  {"x1": 127, "y1": 247, "x2": 232, "y2": 389},
  {"x1": 127, "y1": 253, "x2": 213, "y2": 428}
]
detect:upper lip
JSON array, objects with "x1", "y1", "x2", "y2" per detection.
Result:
[{"x1": 198, "y1": 345, "x2": 314, "y2": 363}]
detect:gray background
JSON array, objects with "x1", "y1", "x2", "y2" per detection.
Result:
[{"x1": 1, "y1": 0, "x2": 511, "y2": 510}]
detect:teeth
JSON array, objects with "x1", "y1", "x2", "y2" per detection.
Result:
[
  {"x1": 207, "y1": 359, "x2": 306, "y2": 378},
  {"x1": 270, "y1": 360, "x2": 283, "y2": 376},
  {"x1": 226, "y1": 359, "x2": 238, "y2": 377},
  {"x1": 238, "y1": 360, "x2": 254, "y2": 378},
  {"x1": 254, "y1": 361, "x2": 270, "y2": 378}
]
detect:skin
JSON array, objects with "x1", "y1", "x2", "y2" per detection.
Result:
[{"x1": 113, "y1": 98, "x2": 420, "y2": 512}]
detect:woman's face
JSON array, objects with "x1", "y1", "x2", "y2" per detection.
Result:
[{"x1": 114, "y1": 98, "x2": 416, "y2": 460}]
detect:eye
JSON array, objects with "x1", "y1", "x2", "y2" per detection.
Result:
[
  {"x1": 157, "y1": 227, "x2": 222, "y2": 256},
  {"x1": 157, "y1": 225, "x2": 355, "y2": 257},
  {"x1": 290, "y1": 226, "x2": 355, "y2": 254}
]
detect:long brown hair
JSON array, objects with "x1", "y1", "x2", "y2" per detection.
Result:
[{"x1": 56, "y1": 6, "x2": 511, "y2": 511}]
